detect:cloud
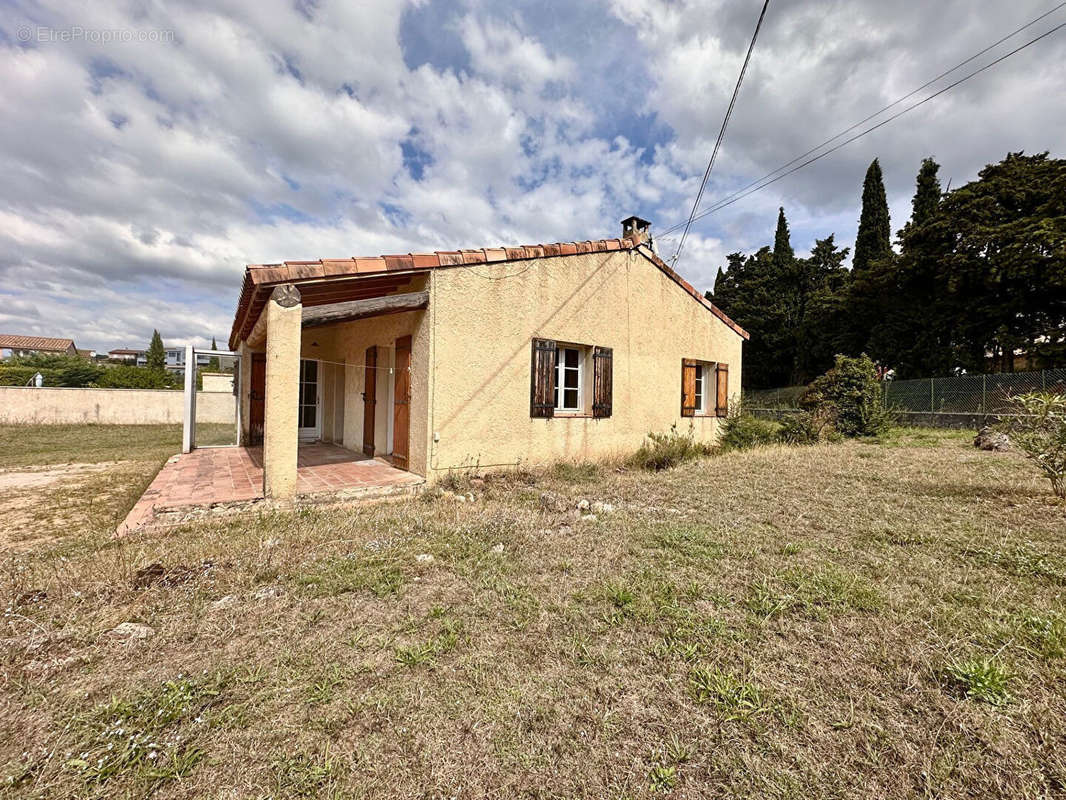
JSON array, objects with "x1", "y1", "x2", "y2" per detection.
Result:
[{"x1": 0, "y1": 0, "x2": 1063, "y2": 350}]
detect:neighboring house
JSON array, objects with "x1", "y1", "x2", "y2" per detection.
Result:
[
  {"x1": 164, "y1": 345, "x2": 213, "y2": 373},
  {"x1": 0, "y1": 334, "x2": 78, "y2": 359},
  {"x1": 226, "y1": 217, "x2": 748, "y2": 497},
  {"x1": 108, "y1": 348, "x2": 147, "y2": 365}
]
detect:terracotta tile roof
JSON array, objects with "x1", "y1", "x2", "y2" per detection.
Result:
[
  {"x1": 0, "y1": 334, "x2": 76, "y2": 352},
  {"x1": 229, "y1": 237, "x2": 749, "y2": 347}
]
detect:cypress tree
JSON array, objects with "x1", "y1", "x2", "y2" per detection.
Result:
[
  {"x1": 772, "y1": 207, "x2": 793, "y2": 272},
  {"x1": 852, "y1": 159, "x2": 892, "y2": 272},
  {"x1": 908, "y1": 158, "x2": 942, "y2": 228},
  {"x1": 146, "y1": 330, "x2": 165, "y2": 372}
]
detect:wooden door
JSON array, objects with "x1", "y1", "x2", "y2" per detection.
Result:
[
  {"x1": 249, "y1": 353, "x2": 266, "y2": 445},
  {"x1": 392, "y1": 335, "x2": 411, "y2": 470},
  {"x1": 362, "y1": 345, "x2": 377, "y2": 456}
]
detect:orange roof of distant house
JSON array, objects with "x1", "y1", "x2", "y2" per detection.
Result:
[
  {"x1": 108, "y1": 348, "x2": 144, "y2": 355},
  {"x1": 0, "y1": 334, "x2": 76, "y2": 352},
  {"x1": 229, "y1": 236, "x2": 749, "y2": 347}
]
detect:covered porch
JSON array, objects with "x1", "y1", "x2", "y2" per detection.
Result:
[
  {"x1": 228, "y1": 266, "x2": 432, "y2": 499},
  {"x1": 119, "y1": 443, "x2": 423, "y2": 533}
]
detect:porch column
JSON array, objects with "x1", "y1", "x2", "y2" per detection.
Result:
[{"x1": 263, "y1": 284, "x2": 302, "y2": 498}]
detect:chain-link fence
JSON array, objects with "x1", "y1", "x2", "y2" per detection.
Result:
[{"x1": 745, "y1": 368, "x2": 1066, "y2": 428}]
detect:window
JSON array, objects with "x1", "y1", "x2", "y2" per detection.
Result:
[
  {"x1": 555, "y1": 346, "x2": 584, "y2": 412},
  {"x1": 682, "y1": 359, "x2": 725, "y2": 417},
  {"x1": 530, "y1": 339, "x2": 613, "y2": 419}
]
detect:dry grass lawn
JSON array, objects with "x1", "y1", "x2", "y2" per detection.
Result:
[{"x1": 1, "y1": 425, "x2": 1064, "y2": 798}]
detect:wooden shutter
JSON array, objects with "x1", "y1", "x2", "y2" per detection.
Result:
[
  {"x1": 681, "y1": 359, "x2": 698, "y2": 417},
  {"x1": 715, "y1": 363, "x2": 729, "y2": 417},
  {"x1": 592, "y1": 346, "x2": 613, "y2": 418},
  {"x1": 530, "y1": 338, "x2": 557, "y2": 418}
]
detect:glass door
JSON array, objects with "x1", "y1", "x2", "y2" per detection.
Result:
[{"x1": 298, "y1": 359, "x2": 320, "y2": 442}]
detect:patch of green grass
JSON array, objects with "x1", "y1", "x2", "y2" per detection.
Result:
[
  {"x1": 394, "y1": 620, "x2": 462, "y2": 668},
  {"x1": 648, "y1": 525, "x2": 723, "y2": 563},
  {"x1": 296, "y1": 555, "x2": 406, "y2": 598},
  {"x1": 1017, "y1": 612, "x2": 1066, "y2": 659},
  {"x1": 688, "y1": 666, "x2": 770, "y2": 720},
  {"x1": 787, "y1": 567, "x2": 883, "y2": 614},
  {"x1": 307, "y1": 665, "x2": 344, "y2": 705},
  {"x1": 550, "y1": 460, "x2": 602, "y2": 482},
  {"x1": 944, "y1": 656, "x2": 1013, "y2": 705},
  {"x1": 65, "y1": 673, "x2": 225, "y2": 791},
  {"x1": 746, "y1": 578, "x2": 795, "y2": 619},
  {"x1": 603, "y1": 579, "x2": 635, "y2": 609},
  {"x1": 271, "y1": 751, "x2": 341, "y2": 798},
  {"x1": 648, "y1": 764, "x2": 677, "y2": 792},
  {"x1": 961, "y1": 544, "x2": 1066, "y2": 585}
]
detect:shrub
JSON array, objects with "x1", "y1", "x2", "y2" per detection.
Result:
[
  {"x1": 631, "y1": 425, "x2": 712, "y2": 471},
  {"x1": 777, "y1": 412, "x2": 819, "y2": 445},
  {"x1": 997, "y1": 392, "x2": 1066, "y2": 498},
  {"x1": 95, "y1": 365, "x2": 179, "y2": 390},
  {"x1": 719, "y1": 412, "x2": 779, "y2": 451},
  {"x1": 0, "y1": 366, "x2": 58, "y2": 386},
  {"x1": 802, "y1": 354, "x2": 891, "y2": 437},
  {"x1": 1, "y1": 354, "x2": 104, "y2": 387}
]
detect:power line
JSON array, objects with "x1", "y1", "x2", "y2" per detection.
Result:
[
  {"x1": 657, "y1": 5, "x2": 1066, "y2": 241},
  {"x1": 670, "y1": 0, "x2": 770, "y2": 270}
]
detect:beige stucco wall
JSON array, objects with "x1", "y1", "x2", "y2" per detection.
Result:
[
  {"x1": 425, "y1": 249, "x2": 743, "y2": 478},
  {"x1": 0, "y1": 386, "x2": 235, "y2": 425},
  {"x1": 201, "y1": 373, "x2": 234, "y2": 393}
]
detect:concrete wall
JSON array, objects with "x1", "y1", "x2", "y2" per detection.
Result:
[
  {"x1": 201, "y1": 373, "x2": 235, "y2": 393},
  {"x1": 0, "y1": 386, "x2": 236, "y2": 425},
  {"x1": 426, "y1": 249, "x2": 744, "y2": 478}
]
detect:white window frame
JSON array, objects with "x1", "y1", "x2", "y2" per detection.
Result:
[
  {"x1": 554, "y1": 345, "x2": 585, "y2": 413},
  {"x1": 692, "y1": 361, "x2": 718, "y2": 416},
  {"x1": 694, "y1": 364, "x2": 705, "y2": 414}
]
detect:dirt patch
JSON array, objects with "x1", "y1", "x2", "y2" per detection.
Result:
[
  {"x1": 0, "y1": 460, "x2": 161, "y2": 552},
  {"x1": 0, "y1": 461, "x2": 124, "y2": 492}
]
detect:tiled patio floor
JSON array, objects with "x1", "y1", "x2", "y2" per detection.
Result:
[{"x1": 119, "y1": 444, "x2": 423, "y2": 533}]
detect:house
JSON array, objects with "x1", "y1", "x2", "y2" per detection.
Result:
[
  {"x1": 227, "y1": 217, "x2": 748, "y2": 497},
  {"x1": 108, "y1": 348, "x2": 147, "y2": 365},
  {"x1": 0, "y1": 334, "x2": 78, "y2": 359}
]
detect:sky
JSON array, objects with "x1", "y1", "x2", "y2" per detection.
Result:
[{"x1": 1, "y1": 0, "x2": 1064, "y2": 352}]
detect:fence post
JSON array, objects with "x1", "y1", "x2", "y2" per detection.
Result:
[
  {"x1": 1043, "y1": 370, "x2": 1047, "y2": 390},
  {"x1": 982, "y1": 374, "x2": 987, "y2": 413},
  {"x1": 930, "y1": 377, "x2": 934, "y2": 413}
]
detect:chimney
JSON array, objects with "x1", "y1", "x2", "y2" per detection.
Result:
[{"x1": 620, "y1": 215, "x2": 651, "y2": 246}]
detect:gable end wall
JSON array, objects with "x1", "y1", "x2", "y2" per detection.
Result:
[{"x1": 426, "y1": 249, "x2": 743, "y2": 477}]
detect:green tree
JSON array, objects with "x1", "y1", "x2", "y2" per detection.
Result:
[
  {"x1": 208, "y1": 337, "x2": 220, "y2": 371},
  {"x1": 846, "y1": 158, "x2": 895, "y2": 361},
  {"x1": 146, "y1": 329, "x2": 166, "y2": 372},
  {"x1": 925, "y1": 152, "x2": 1066, "y2": 372},
  {"x1": 908, "y1": 157, "x2": 942, "y2": 229},
  {"x1": 795, "y1": 235, "x2": 851, "y2": 381},
  {"x1": 852, "y1": 158, "x2": 892, "y2": 273}
]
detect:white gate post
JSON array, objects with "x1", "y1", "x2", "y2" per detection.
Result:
[{"x1": 182, "y1": 344, "x2": 197, "y2": 453}]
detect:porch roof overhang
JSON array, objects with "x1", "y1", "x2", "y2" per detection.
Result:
[{"x1": 231, "y1": 269, "x2": 424, "y2": 348}]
